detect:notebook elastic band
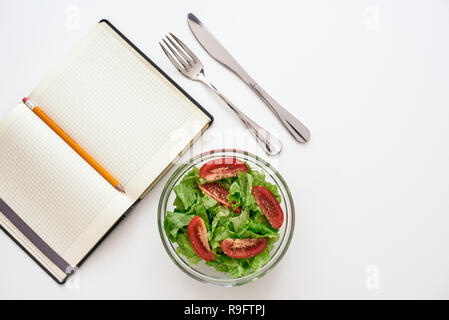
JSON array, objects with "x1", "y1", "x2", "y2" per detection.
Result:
[{"x1": 0, "y1": 198, "x2": 72, "y2": 274}]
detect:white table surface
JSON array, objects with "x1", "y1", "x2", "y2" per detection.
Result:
[{"x1": 1, "y1": 0, "x2": 448, "y2": 300}]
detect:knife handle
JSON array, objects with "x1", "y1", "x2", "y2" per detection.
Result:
[
  {"x1": 200, "y1": 79, "x2": 282, "y2": 156},
  {"x1": 251, "y1": 84, "x2": 311, "y2": 143}
]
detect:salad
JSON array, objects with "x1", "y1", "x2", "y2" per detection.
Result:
[{"x1": 163, "y1": 157, "x2": 284, "y2": 278}]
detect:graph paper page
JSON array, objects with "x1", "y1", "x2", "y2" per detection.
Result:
[
  {"x1": 0, "y1": 104, "x2": 131, "y2": 280},
  {"x1": 30, "y1": 21, "x2": 211, "y2": 199}
]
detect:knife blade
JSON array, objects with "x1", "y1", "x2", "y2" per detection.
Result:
[{"x1": 187, "y1": 13, "x2": 310, "y2": 143}]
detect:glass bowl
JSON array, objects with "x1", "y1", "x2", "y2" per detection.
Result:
[{"x1": 157, "y1": 149, "x2": 295, "y2": 286}]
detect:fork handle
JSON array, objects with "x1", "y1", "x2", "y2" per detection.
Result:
[
  {"x1": 200, "y1": 79, "x2": 282, "y2": 156},
  {"x1": 251, "y1": 84, "x2": 311, "y2": 143}
]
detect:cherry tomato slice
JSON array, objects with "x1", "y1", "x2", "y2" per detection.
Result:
[
  {"x1": 220, "y1": 238, "x2": 269, "y2": 259},
  {"x1": 252, "y1": 185, "x2": 284, "y2": 229},
  {"x1": 199, "y1": 158, "x2": 249, "y2": 181},
  {"x1": 187, "y1": 216, "x2": 214, "y2": 261},
  {"x1": 199, "y1": 183, "x2": 241, "y2": 214}
]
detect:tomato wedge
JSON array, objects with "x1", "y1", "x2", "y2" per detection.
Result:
[
  {"x1": 187, "y1": 216, "x2": 214, "y2": 261},
  {"x1": 220, "y1": 238, "x2": 269, "y2": 259},
  {"x1": 199, "y1": 158, "x2": 248, "y2": 181},
  {"x1": 199, "y1": 183, "x2": 241, "y2": 214},
  {"x1": 252, "y1": 186, "x2": 284, "y2": 229}
]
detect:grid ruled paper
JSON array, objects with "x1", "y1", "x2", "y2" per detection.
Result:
[
  {"x1": 0, "y1": 108, "x2": 116, "y2": 256},
  {"x1": 32, "y1": 23, "x2": 208, "y2": 187}
]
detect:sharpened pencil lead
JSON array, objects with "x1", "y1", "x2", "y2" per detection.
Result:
[{"x1": 116, "y1": 184, "x2": 126, "y2": 193}]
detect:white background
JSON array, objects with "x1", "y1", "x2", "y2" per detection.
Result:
[{"x1": 1, "y1": 0, "x2": 448, "y2": 299}]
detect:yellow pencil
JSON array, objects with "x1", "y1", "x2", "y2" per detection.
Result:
[{"x1": 22, "y1": 97, "x2": 125, "y2": 193}]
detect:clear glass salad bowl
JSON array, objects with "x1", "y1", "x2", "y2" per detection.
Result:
[{"x1": 157, "y1": 149, "x2": 295, "y2": 286}]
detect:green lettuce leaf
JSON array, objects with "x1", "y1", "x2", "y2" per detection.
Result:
[
  {"x1": 250, "y1": 238, "x2": 276, "y2": 271},
  {"x1": 190, "y1": 203, "x2": 210, "y2": 231},
  {"x1": 227, "y1": 171, "x2": 255, "y2": 209},
  {"x1": 164, "y1": 211, "x2": 194, "y2": 242},
  {"x1": 210, "y1": 226, "x2": 236, "y2": 250},
  {"x1": 229, "y1": 208, "x2": 250, "y2": 233},
  {"x1": 250, "y1": 169, "x2": 281, "y2": 203},
  {"x1": 206, "y1": 255, "x2": 252, "y2": 278},
  {"x1": 202, "y1": 194, "x2": 218, "y2": 210},
  {"x1": 211, "y1": 208, "x2": 231, "y2": 233},
  {"x1": 179, "y1": 167, "x2": 201, "y2": 188},
  {"x1": 175, "y1": 233, "x2": 201, "y2": 265},
  {"x1": 173, "y1": 183, "x2": 197, "y2": 211}
]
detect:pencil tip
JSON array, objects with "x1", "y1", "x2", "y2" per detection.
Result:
[{"x1": 116, "y1": 184, "x2": 126, "y2": 193}]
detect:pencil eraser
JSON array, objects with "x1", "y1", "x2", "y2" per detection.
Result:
[{"x1": 22, "y1": 97, "x2": 28, "y2": 103}]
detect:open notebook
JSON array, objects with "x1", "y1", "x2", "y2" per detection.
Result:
[{"x1": 0, "y1": 20, "x2": 213, "y2": 283}]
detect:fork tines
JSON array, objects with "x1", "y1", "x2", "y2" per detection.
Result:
[{"x1": 160, "y1": 33, "x2": 199, "y2": 72}]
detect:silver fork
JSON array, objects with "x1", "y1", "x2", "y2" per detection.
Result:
[{"x1": 160, "y1": 33, "x2": 282, "y2": 156}]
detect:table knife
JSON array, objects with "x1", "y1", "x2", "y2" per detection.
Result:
[{"x1": 187, "y1": 13, "x2": 311, "y2": 143}]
